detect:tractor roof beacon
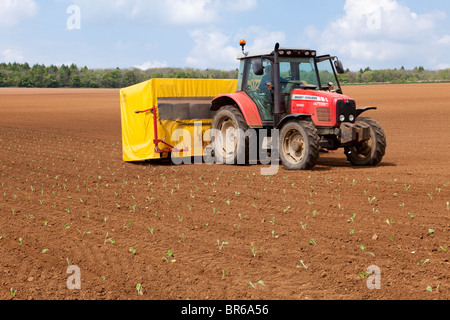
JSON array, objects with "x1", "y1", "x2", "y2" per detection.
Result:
[{"x1": 210, "y1": 41, "x2": 386, "y2": 170}]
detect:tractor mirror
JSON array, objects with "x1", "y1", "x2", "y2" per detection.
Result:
[
  {"x1": 253, "y1": 58, "x2": 264, "y2": 76},
  {"x1": 334, "y1": 59, "x2": 345, "y2": 74}
]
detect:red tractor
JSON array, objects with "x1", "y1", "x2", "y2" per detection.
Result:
[{"x1": 209, "y1": 41, "x2": 386, "y2": 170}]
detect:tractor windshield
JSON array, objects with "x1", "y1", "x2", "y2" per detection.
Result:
[
  {"x1": 279, "y1": 56, "x2": 341, "y2": 93},
  {"x1": 279, "y1": 57, "x2": 319, "y2": 90}
]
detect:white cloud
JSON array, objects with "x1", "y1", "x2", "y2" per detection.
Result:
[
  {"x1": 185, "y1": 29, "x2": 238, "y2": 69},
  {"x1": 133, "y1": 60, "x2": 168, "y2": 70},
  {"x1": 437, "y1": 35, "x2": 450, "y2": 45},
  {"x1": 1, "y1": 49, "x2": 25, "y2": 63},
  {"x1": 164, "y1": 0, "x2": 217, "y2": 25},
  {"x1": 184, "y1": 26, "x2": 286, "y2": 69},
  {"x1": 0, "y1": 0, "x2": 38, "y2": 27},
  {"x1": 70, "y1": 0, "x2": 257, "y2": 26},
  {"x1": 244, "y1": 27, "x2": 286, "y2": 52},
  {"x1": 312, "y1": 0, "x2": 447, "y2": 70}
]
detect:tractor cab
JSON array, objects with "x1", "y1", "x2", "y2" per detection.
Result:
[{"x1": 237, "y1": 42, "x2": 345, "y2": 125}]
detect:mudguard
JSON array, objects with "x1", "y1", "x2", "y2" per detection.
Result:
[
  {"x1": 356, "y1": 107, "x2": 377, "y2": 118},
  {"x1": 211, "y1": 92, "x2": 263, "y2": 128}
]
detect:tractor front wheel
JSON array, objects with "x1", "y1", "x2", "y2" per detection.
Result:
[
  {"x1": 344, "y1": 117, "x2": 386, "y2": 166},
  {"x1": 279, "y1": 120, "x2": 320, "y2": 170}
]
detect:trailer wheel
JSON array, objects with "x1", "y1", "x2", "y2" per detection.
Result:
[
  {"x1": 211, "y1": 105, "x2": 253, "y2": 165},
  {"x1": 279, "y1": 120, "x2": 320, "y2": 170},
  {"x1": 345, "y1": 117, "x2": 386, "y2": 166}
]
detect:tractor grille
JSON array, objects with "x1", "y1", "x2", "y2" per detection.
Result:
[
  {"x1": 336, "y1": 100, "x2": 356, "y2": 123},
  {"x1": 316, "y1": 107, "x2": 331, "y2": 122}
]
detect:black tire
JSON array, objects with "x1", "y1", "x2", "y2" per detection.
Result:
[
  {"x1": 211, "y1": 105, "x2": 254, "y2": 165},
  {"x1": 345, "y1": 117, "x2": 386, "y2": 166},
  {"x1": 279, "y1": 120, "x2": 320, "y2": 170}
]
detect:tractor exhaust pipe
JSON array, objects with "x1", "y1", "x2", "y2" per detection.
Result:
[{"x1": 273, "y1": 43, "x2": 282, "y2": 127}]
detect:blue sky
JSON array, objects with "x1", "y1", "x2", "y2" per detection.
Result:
[{"x1": 1, "y1": 0, "x2": 449, "y2": 71}]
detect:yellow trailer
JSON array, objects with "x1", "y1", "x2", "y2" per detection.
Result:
[{"x1": 120, "y1": 78, "x2": 238, "y2": 162}]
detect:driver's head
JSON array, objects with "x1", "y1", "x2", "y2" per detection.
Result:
[{"x1": 264, "y1": 65, "x2": 272, "y2": 75}]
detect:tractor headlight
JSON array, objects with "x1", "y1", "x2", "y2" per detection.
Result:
[
  {"x1": 349, "y1": 115, "x2": 355, "y2": 122},
  {"x1": 339, "y1": 114, "x2": 346, "y2": 122}
]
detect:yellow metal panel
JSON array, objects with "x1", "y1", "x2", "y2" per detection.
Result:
[{"x1": 120, "y1": 79, "x2": 238, "y2": 162}]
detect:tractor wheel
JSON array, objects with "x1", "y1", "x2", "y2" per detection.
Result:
[
  {"x1": 279, "y1": 120, "x2": 320, "y2": 170},
  {"x1": 211, "y1": 105, "x2": 253, "y2": 165},
  {"x1": 345, "y1": 117, "x2": 386, "y2": 166}
]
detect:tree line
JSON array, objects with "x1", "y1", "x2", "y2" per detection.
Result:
[
  {"x1": 338, "y1": 66, "x2": 450, "y2": 85},
  {"x1": 0, "y1": 62, "x2": 449, "y2": 89},
  {"x1": 0, "y1": 62, "x2": 239, "y2": 89}
]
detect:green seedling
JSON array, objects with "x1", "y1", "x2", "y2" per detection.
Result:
[
  {"x1": 239, "y1": 213, "x2": 247, "y2": 220},
  {"x1": 428, "y1": 193, "x2": 433, "y2": 200},
  {"x1": 246, "y1": 280, "x2": 265, "y2": 289},
  {"x1": 439, "y1": 246, "x2": 447, "y2": 251},
  {"x1": 222, "y1": 269, "x2": 227, "y2": 280},
  {"x1": 148, "y1": 227, "x2": 154, "y2": 234},
  {"x1": 417, "y1": 258, "x2": 430, "y2": 266},
  {"x1": 347, "y1": 213, "x2": 356, "y2": 222},
  {"x1": 404, "y1": 184, "x2": 411, "y2": 191},
  {"x1": 299, "y1": 222, "x2": 307, "y2": 230},
  {"x1": 162, "y1": 250, "x2": 176, "y2": 263},
  {"x1": 136, "y1": 283, "x2": 143, "y2": 296},
  {"x1": 217, "y1": 240, "x2": 228, "y2": 250},
  {"x1": 368, "y1": 196, "x2": 376, "y2": 204},
  {"x1": 408, "y1": 212, "x2": 415, "y2": 218},
  {"x1": 129, "y1": 246, "x2": 137, "y2": 254},
  {"x1": 308, "y1": 238, "x2": 317, "y2": 246},
  {"x1": 446, "y1": 202, "x2": 449, "y2": 211},
  {"x1": 359, "y1": 271, "x2": 371, "y2": 279},
  {"x1": 271, "y1": 230, "x2": 279, "y2": 239},
  {"x1": 283, "y1": 206, "x2": 291, "y2": 213},
  {"x1": 296, "y1": 260, "x2": 309, "y2": 270},
  {"x1": 360, "y1": 244, "x2": 375, "y2": 256},
  {"x1": 269, "y1": 217, "x2": 276, "y2": 225},
  {"x1": 250, "y1": 245, "x2": 258, "y2": 257},
  {"x1": 10, "y1": 288, "x2": 16, "y2": 298},
  {"x1": 104, "y1": 232, "x2": 115, "y2": 244},
  {"x1": 428, "y1": 228, "x2": 435, "y2": 234},
  {"x1": 386, "y1": 218, "x2": 394, "y2": 226},
  {"x1": 42, "y1": 249, "x2": 48, "y2": 254}
]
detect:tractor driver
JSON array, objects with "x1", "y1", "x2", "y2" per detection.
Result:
[{"x1": 258, "y1": 64, "x2": 287, "y2": 93}]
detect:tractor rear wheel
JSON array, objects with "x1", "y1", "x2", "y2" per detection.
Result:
[
  {"x1": 279, "y1": 120, "x2": 320, "y2": 170},
  {"x1": 211, "y1": 105, "x2": 253, "y2": 165},
  {"x1": 345, "y1": 117, "x2": 386, "y2": 166}
]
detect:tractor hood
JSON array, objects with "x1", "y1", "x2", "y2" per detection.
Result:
[{"x1": 290, "y1": 89, "x2": 353, "y2": 104}]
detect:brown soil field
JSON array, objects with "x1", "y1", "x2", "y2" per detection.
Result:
[{"x1": 0, "y1": 84, "x2": 449, "y2": 301}]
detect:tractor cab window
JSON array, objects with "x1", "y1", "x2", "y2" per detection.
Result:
[
  {"x1": 279, "y1": 58, "x2": 320, "y2": 93},
  {"x1": 317, "y1": 59, "x2": 340, "y2": 91},
  {"x1": 243, "y1": 58, "x2": 274, "y2": 121}
]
